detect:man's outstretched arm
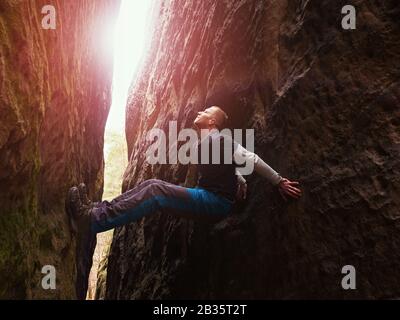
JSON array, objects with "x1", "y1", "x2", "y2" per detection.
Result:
[{"x1": 233, "y1": 144, "x2": 302, "y2": 200}]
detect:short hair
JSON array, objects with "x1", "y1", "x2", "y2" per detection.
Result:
[{"x1": 210, "y1": 106, "x2": 228, "y2": 129}]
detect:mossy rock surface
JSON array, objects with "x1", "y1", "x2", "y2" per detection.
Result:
[{"x1": 0, "y1": 0, "x2": 120, "y2": 299}]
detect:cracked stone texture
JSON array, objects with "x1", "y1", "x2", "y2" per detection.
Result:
[
  {"x1": 0, "y1": 0, "x2": 119, "y2": 298},
  {"x1": 105, "y1": 0, "x2": 400, "y2": 299}
]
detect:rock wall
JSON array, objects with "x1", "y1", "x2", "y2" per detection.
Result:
[
  {"x1": 106, "y1": 0, "x2": 400, "y2": 299},
  {"x1": 0, "y1": 0, "x2": 119, "y2": 298}
]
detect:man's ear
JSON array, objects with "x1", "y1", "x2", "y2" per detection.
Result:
[{"x1": 209, "y1": 118, "x2": 216, "y2": 126}]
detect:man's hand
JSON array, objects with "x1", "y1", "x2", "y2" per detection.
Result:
[
  {"x1": 278, "y1": 178, "x2": 302, "y2": 201},
  {"x1": 236, "y1": 182, "x2": 247, "y2": 201}
]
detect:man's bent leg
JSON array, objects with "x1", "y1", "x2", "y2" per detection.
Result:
[
  {"x1": 91, "y1": 180, "x2": 233, "y2": 233},
  {"x1": 107, "y1": 179, "x2": 169, "y2": 203}
]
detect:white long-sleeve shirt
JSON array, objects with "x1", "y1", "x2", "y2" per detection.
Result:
[{"x1": 233, "y1": 143, "x2": 283, "y2": 186}]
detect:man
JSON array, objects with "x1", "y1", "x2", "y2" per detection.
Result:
[{"x1": 66, "y1": 106, "x2": 302, "y2": 299}]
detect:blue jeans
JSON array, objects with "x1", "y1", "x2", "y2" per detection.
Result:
[{"x1": 91, "y1": 179, "x2": 233, "y2": 233}]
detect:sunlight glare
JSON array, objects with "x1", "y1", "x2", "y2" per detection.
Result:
[{"x1": 106, "y1": 0, "x2": 154, "y2": 132}]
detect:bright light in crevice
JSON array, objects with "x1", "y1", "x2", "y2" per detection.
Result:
[
  {"x1": 106, "y1": 0, "x2": 154, "y2": 132},
  {"x1": 86, "y1": 0, "x2": 155, "y2": 300}
]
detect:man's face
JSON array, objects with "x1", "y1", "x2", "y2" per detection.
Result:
[{"x1": 193, "y1": 107, "x2": 216, "y2": 128}]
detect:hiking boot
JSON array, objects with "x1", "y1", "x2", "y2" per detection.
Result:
[
  {"x1": 78, "y1": 183, "x2": 92, "y2": 206},
  {"x1": 65, "y1": 186, "x2": 97, "y2": 300},
  {"x1": 66, "y1": 186, "x2": 81, "y2": 233},
  {"x1": 66, "y1": 186, "x2": 93, "y2": 232}
]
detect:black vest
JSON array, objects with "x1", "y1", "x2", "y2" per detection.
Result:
[{"x1": 197, "y1": 132, "x2": 237, "y2": 201}]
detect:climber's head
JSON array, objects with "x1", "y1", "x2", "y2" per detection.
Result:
[{"x1": 194, "y1": 106, "x2": 228, "y2": 130}]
